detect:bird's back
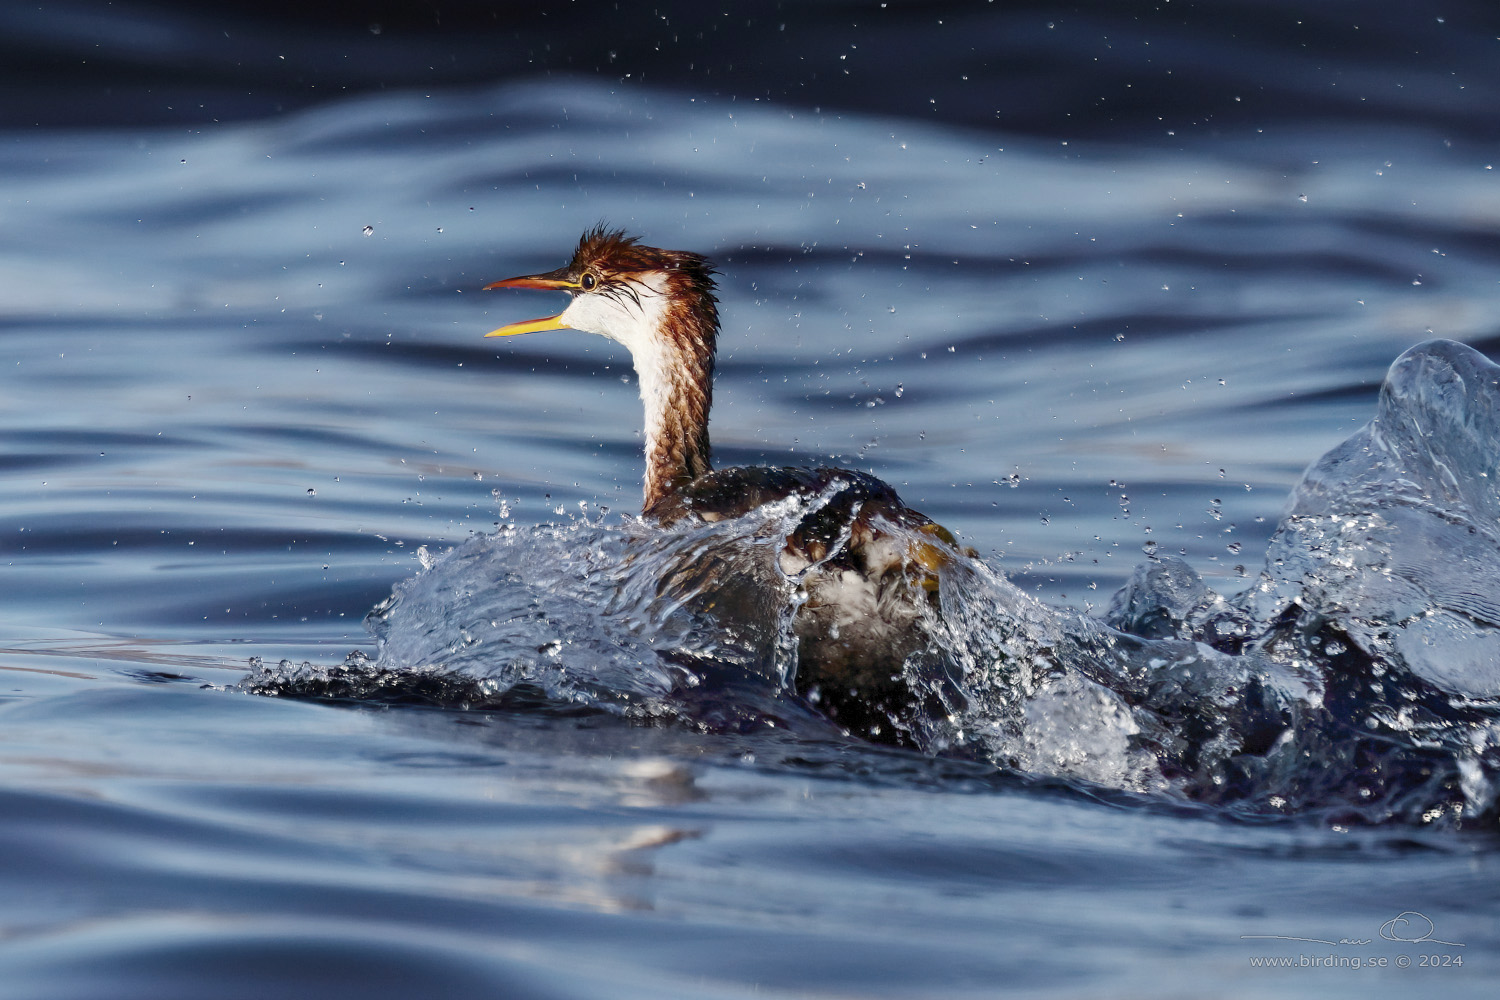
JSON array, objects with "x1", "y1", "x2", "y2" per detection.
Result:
[{"x1": 650, "y1": 465, "x2": 965, "y2": 742}]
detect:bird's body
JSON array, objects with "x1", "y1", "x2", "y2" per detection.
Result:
[{"x1": 484, "y1": 227, "x2": 962, "y2": 740}]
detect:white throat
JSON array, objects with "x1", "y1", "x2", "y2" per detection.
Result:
[{"x1": 556, "y1": 273, "x2": 679, "y2": 485}]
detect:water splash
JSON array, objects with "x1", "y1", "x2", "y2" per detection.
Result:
[
  {"x1": 1098, "y1": 340, "x2": 1500, "y2": 825},
  {"x1": 247, "y1": 341, "x2": 1500, "y2": 828},
  {"x1": 246, "y1": 498, "x2": 839, "y2": 734}
]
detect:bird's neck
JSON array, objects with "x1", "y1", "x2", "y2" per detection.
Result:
[{"x1": 635, "y1": 292, "x2": 716, "y2": 512}]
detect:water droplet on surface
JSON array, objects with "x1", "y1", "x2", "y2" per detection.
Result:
[
  {"x1": 306, "y1": 488, "x2": 316, "y2": 496},
  {"x1": 362, "y1": 225, "x2": 374, "y2": 236}
]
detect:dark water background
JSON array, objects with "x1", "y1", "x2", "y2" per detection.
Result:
[{"x1": 3, "y1": 2, "x2": 1498, "y2": 996}]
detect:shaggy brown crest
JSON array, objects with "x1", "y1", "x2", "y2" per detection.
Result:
[{"x1": 570, "y1": 225, "x2": 718, "y2": 291}]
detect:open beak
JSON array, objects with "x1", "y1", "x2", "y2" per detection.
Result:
[{"x1": 482, "y1": 267, "x2": 579, "y2": 338}]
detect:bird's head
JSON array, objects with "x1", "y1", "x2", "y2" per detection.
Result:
[{"x1": 483, "y1": 226, "x2": 720, "y2": 362}]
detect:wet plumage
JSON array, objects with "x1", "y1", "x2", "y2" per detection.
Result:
[{"x1": 483, "y1": 227, "x2": 964, "y2": 740}]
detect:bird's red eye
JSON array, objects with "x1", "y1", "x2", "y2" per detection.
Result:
[{"x1": 580, "y1": 273, "x2": 597, "y2": 290}]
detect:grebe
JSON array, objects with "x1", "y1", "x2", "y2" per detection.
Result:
[{"x1": 482, "y1": 227, "x2": 964, "y2": 740}]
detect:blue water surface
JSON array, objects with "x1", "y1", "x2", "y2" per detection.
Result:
[{"x1": 2, "y1": 3, "x2": 1498, "y2": 996}]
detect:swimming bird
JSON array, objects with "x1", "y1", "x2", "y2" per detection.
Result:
[{"x1": 482, "y1": 226, "x2": 964, "y2": 741}]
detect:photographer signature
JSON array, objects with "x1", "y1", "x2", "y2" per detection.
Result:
[{"x1": 1240, "y1": 911, "x2": 1464, "y2": 948}]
